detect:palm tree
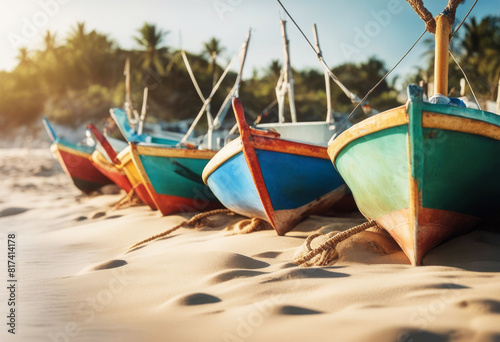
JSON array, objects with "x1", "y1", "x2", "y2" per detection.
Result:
[
  {"x1": 133, "y1": 23, "x2": 168, "y2": 74},
  {"x1": 16, "y1": 47, "x2": 31, "y2": 68},
  {"x1": 460, "y1": 16, "x2": 500, "y2": 98},
  {"x1": 203, "y1": 37, "x2": 225, "y2": 88}
]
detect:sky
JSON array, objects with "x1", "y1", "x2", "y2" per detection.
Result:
[{"x1": 0, "y1": 0, "x2": 498, "y2": 90}]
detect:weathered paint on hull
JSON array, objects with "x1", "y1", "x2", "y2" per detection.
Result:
[
  {"x1": 130, "y1": 144, "x2": 222, "y2": 215},
  {"x1": 116, "y1": 145, "x2": 157, "y2": 210},
  {"x1": 203, "y1": 98, "x2": 348, "y2": 235},
  {"x1": 51, "y1": 141, "x2": 112, "y2": 194},
  {"x1": 328, "y1": 85, "x2": 500, "y2": 265},
  {"x1": 91, "y1": 150, "x2": 133, "y2": 193}
]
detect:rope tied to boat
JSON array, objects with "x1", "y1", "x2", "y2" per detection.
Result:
[
  {"x1": 292, "y1": 220, "x2": 379, "y2": 267},
  {"x1": 128, "y1": 209, "x2": 232, "y2": 251},
  {"x1": 405, "y1": 0, "x2": 466, "y2": 33}
]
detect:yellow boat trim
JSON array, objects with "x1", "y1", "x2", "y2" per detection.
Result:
[
  {"x1": 422, "y1": 112, "x2": 500, "y2": 141},
  {"x1": 328, "y1": 105, "x2": 408, "y2": 164},
  {"x1": 51, "y1": 142, "x2": 92, "y2": 159},
  {"x1": 202, "y1": 138, "x2": 244, "y2": 183},
  {"x1": 134, "y1": 144, "x2": 218, "y2": 159}
]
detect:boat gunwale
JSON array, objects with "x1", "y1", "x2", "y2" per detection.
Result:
[{"x1": 328, "y1": 102, "x2": 500, "y2": 165}]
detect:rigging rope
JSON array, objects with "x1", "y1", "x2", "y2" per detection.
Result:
[
  {"x1": 275, "y1": 0, "x2": 360, "y2": 104},
  {"x1": 449, "y1": 50, "x2": 481, "y2": 109},
  {"x1": 329, "y1": 28, "x2": 427, "y2": 143}
]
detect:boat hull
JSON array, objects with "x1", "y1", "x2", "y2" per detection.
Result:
[
  {"x1": 51, "y1": 141, "x2": 112, "y2": 194},
  {"x1": 203, "y1": 98, "x2": 348, "y2": 235},
  {"x1": 328, "y1": 85, "x2": 500, "y2": 265},
  {"x1": 116, "y1": 145, "x2": 157, "y2": 210},
  {"x1": 90, "y1": 150, "x2": 133, "y2": 193},
  {"x1": 130, "y1": 144, "x2": 222, "y2": 215}
]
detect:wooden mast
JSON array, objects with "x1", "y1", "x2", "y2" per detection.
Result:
[{"x1": 434, "y1": 14, "x2": 452, "y2": 96}]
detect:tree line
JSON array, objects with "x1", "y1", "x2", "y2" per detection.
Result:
[{"x1": 0, "y1": 17, "x2": 498, "y2": 134}]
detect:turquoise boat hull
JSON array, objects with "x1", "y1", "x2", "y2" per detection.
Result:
[{"x1": 328, "y1": 85, "x2": 500, "y2": 265}]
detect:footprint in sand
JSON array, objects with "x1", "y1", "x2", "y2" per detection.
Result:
[
  {"x1": 252, "y1": 251, "x2": 283, "y2": 259},
  {"x1": 0, "y1": 207, "x2": 28, "y2": 218},
  {"x1": 261, "y1": 267, "x2": 349, "y2": 284},
  {"x1": 105, "y1": 215, "x2": 123, "y2": 220},
  {"x1": 89, "y1": 211, "x2": 106, "y2": 219},
  {"x1": 276, "y1": 305, "x2": 322, "y2": 315},
  {"x1": 178, "y1": 293, "x2": 222, "y2": 306},
  {"x1": 456, "y1": 299, "x2": 500, "y2": 314},
  {"x1": 92, "y1": 259, "x2": 128, "y2": 271},
  {"x1": 208, "y1": 269, "x2": 266, "y2": 284}
]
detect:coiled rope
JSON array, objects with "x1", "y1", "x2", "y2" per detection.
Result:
[{"x1": 293, "y1": 220, "x2": 379, "y2": 267}]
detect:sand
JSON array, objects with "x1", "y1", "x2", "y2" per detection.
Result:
[{"x1": 1, "y1": 147, "x2": 500, "y2": 342}]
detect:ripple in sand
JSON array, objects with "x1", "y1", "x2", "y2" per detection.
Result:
[
  {"x1": 0, "y1": 207, "x2": 28, "y2": 217},
  {"x1": 426, "y1": 283, "x2": 469, "y2": 290},
  {"x1": 178, "y1": 293, "x2": 222, "y2": 306},
  {"x1": 252, "y1": 251, "x2": 283, "y2": 259},
  {"x1": 208, "y1": 269, "x2": 266, "y2": 284},
  {"x1": 261, "y1": 267, "x2": 349, "y2": 283},
  {"x1": 276, "y1": 305, "x2": 322, "y2": 315},
  {"x1": 214, "y1": 252, "x2": 270, "y2": 270},
  {"x1": 456, "y1": 299, "x2": 500, "y2": 314},
  {"x1": 92, "y1": 259, "x2": 128, "y2": 271}
]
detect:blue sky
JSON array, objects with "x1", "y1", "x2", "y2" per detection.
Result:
[{"x1": 0, "y1": 0, "x2": 497, "y2": 89}]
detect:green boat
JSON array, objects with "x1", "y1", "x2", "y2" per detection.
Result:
[{"x1": 327, "y1": 12, "x2": 500, "y2": 265}]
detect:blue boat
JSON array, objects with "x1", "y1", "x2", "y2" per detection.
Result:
[{"x1": 202, "y1": 98, "x2": 349, "y2": 235}]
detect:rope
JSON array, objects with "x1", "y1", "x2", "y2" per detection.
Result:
[
  {"x1": 275, "y1": 0, "x2": 360, "y2": 103},
  {"x1": 450, "y1": 0, "x2": 478, "y2": 42},
  {"x1": 230, "y1": 218, "x2": 272, "y2": 235},
  {"x1": 443, "y1": 0, "x2": 466, "y2": 26},
  {"x1": 405, "y1": 0, "x2": 436, "y2": 33},
  {"x1": 112, "y1": 187, "x2": 140, "y2": 211},
  {"x1": 292, "y1": 220, "x2": 379, "y2": 267},
  {"x1": 329, "y1": 28, "x2": 427, "y2": 143},
  {"x1": 128, "y1": 209, "x2": 232, "y2": 251},
  {"x1": 449, "y1": 50, "x2": 481, "y2": 109}
]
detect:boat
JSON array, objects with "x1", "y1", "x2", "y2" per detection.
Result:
[
  {"x1": 129, "y1": 33, "x2": 251, "y2": 215},
  {"x1": 86, "y1": 123, "x2": 158, "y2": 210},
  {"x1": 203, "y1": 98, "x2": 347, "y2": 235},
  {"x1": 327, "y1": 12, "x2": 500, "y2": 265},
  {"x1": 87, "y1": 123, "x2": 133, "y2": 194},
  {"x1": 202, "y1": 22, "x2": 349, "y2": 235},
  {"x1": 42, "y1": 117, "x2": 113, "y2": 194}
]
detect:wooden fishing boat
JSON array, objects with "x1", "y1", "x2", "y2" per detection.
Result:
[
  {"x1": 203, "y1": 98, "x2": 348, "y2": 235},
  {"x1": 130, "y1": 143, "x2": 222, "y2": 215},
  {"x1": 90, "y1": 145, "x2": 133, "y2": 194},
  {"x1": 42, "y1": 117, "x2": 113, "y2": 194},
  {"x1": 127, "y1": 32, "x2": 251, "y2": 216},
  {"x1": 86, "y1": 123, "x2": 158, "y2": 210},
  {"x1": 327, "y1": 13, "x2": 500, "y2": 265}
]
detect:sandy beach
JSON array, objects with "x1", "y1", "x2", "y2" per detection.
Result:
[{"x1": 1, "y1": 146, "x2": 500, "y2": 342}]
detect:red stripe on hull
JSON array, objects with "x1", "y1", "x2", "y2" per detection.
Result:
[
  {"x1": 57, "y1": 148, "x2": 111, "y2": 185},
  {"x1": 92, "y1": 162, "x2": 133, "y2": 193},
  {"x1": 152, "y1": 192, "x2": 223, "y2": 216},
  {"x1": 135, "y1": 183, "x2": 158, "y2": 210}
]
